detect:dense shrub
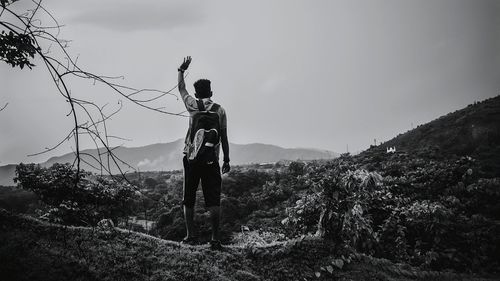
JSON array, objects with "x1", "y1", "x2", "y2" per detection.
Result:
[
  {"x1": 284, "y1": 154, "x2": 500, "y2": 272},
  {"x1": 14, "y1": 163, "x2": 138, "y2": 226}
]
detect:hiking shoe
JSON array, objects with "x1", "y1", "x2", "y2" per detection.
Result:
[
  {"x1": 181, "y1": 236, "x2": 198, "y2": 246},
  {"x1": 189, "y1": 129, "x2": 205, "y2": 161},
  {"x1": 209, "y1": 240, "x2": 223, "y2": 251}
]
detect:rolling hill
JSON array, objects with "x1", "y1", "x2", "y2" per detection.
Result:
[
  {"x1": 366, "y1": 95, "x2": 500, "y2": 176},
  {"x1": 377, "y1": 95, "x2": 500, "y2": 154}
]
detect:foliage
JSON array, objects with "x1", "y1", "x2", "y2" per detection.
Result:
[
  {"x1": 376, "y1": 95, "x2": 500, "y2": 178},
  {"x1": 140, "y1": 155, "x2": 500, "y2": 273},
  {"x1": 143, "y1": 177, "x2": 158, "y2": 189},
  {"x1": 4, "y1": 210, "x2": 483, "y2": 281},
  {"x1": 0, "y1": 30, "x2": 40, "y2": 69},
  {"x1": 284, "y1": 152, "x2": 500, "y2": 273},
  {"x1": 0, "y1": 0, "x2": 16, "y2": 8},
  {"x1": 14, "y1": 163, "x2": 138, "y2": 226},
  {"x1": 281, "y1": 192, "x2": 322, "y2": 236},
  {"x1": 0, "y1": 186, "x2": 40, "y2": 213},
  {"x1": 6, "y1": 150, "x2": 500, "y2": 274}
]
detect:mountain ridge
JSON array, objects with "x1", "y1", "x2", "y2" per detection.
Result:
[
  {"x1": 375, "y1": 95, "x2": 500, "y2": 154},
  {"x1": 0, "y1": 140, "x2": 338, "y2": 186},
  {"x1": 362, "y1": 95, "x2": 500, "y2": 176}
]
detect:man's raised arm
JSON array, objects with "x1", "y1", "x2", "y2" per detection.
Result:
[{"x1": 177, "y1": 56, "x2": 197, "y2": 110}]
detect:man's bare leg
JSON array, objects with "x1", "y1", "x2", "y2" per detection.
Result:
[
  {"x1": 183, "y1": 205, "x2": 195, "y2": 239},
  {"x1": 208, "y1": 206, "x2": 220, "y2": 241}
]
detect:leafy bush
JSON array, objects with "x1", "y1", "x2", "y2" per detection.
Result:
[
  {"x1": 284, "y1": 153, "x2": 500, "y2": 272},
  {"x1": 14, "y1": 163, "x2": 138, "y2": 226}
]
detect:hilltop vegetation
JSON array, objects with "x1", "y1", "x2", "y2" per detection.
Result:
[
  {"x1": 377, "y1": 95, "x2": 500, "y2": 177},
  {"x1": 0, "y1": 209, "x2": 494, "y2": 281},
  {"x1": 5, "y1": 150, "x2": 500, "y2": 279}
]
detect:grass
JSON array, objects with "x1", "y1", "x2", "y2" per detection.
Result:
[{"x1": 0, "y1": 209, "x2": 497, "y2": 281}]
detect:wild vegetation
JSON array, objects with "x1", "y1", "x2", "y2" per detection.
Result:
[
  {"x1": 3, "y1": 96, "x2": 499, "y2": 280},
  {"x1": 6, "y1": 150, "x2": 500, "y2": 277},
  {"x1": 377, "y1": 95, "x2": 500, "y2": 178},
  {"x1": 1, "y1": 209, "x2": 494, "y2": 281},
  {"x1": 285, "y1": 152, "x2": 500, "y2": 273}
]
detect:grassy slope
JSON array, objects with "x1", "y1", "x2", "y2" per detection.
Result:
[
  {"x1": 380, "y1": 96, "x2": 500, "y2": 153},
  {"x1": 0, "y1": 210, "x2": 496, "y2": 281},
  {"x1": 369, "y1": 96, "x2": 500, "y2": 174}
]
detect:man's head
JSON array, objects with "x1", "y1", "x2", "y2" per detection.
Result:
[{"x1": 193, "y1": 79, "x2": 212, "y2": 99}]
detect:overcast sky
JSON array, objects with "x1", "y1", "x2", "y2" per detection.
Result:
[{"x1": 1, "y1": 0, "x2": 499, "y2": 164}]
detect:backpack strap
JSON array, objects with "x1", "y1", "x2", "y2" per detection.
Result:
[
  {"x1": 210, "y1": 103, "x2": 220, "y2": 112},
  {"x1": 196, "y1": 99, "x2": 205, "y2": 111},
  {"x1": 198, "y1": 100, "x2": 220, "y2": 113}
]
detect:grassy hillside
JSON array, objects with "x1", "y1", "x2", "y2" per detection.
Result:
[
  {"x1": 0, "y1": 209, "x2": 495, "y2": 281},
  {"x1": 371, "y1": 95, "x2": 500, "y2": 176}
]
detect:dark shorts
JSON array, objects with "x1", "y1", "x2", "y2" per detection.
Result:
[{"x1": 182, "y1": 156, "x2": 221, "y2": 208}]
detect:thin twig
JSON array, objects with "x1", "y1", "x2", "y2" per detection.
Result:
[{"x1": 1, "y1": 2, "x2": 186, "y2": 199}]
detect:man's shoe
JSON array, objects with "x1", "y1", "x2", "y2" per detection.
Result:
[
  {"x1": 189, "y1": 129, "x2": 205, "y2": 161},
  {"x1": 210, "y1": 240, "x2": 223, "y2": 251}
]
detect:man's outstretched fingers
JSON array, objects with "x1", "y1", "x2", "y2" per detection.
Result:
[{"x1": 179, "y1": 56, "x2": 192, "y2": 71}]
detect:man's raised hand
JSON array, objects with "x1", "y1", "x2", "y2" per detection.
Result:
[{"x1": 179, "y1": 56, "x2": 192, "y2": 72}]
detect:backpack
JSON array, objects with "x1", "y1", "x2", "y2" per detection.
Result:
[{"x1": 187, "y1": 100, "x2": 221, "y2": 164}]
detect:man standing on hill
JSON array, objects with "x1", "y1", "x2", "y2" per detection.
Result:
[{"x1": 177, "y1": 56, "x2": 230, "y2": 250}]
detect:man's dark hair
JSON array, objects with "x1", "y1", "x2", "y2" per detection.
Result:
[{"x1": 193, "y1": 79, "x2": 212, "y2": 99}]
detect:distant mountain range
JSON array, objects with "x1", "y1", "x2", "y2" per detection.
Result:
[
  {"x1": 0, "y1": 140, "x2": 338, "y2": 186},
  {"x1": 3, "y1": 95, "x2": 499, "y2": 186}
]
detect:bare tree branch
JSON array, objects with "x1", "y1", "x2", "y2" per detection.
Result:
[{"x1": 1, "y1": 2, "x2": 185, "y2": 190}]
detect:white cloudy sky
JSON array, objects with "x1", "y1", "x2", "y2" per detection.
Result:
[{"x1": 1, "y1": 0, "x2": 499, "y2": 164}]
